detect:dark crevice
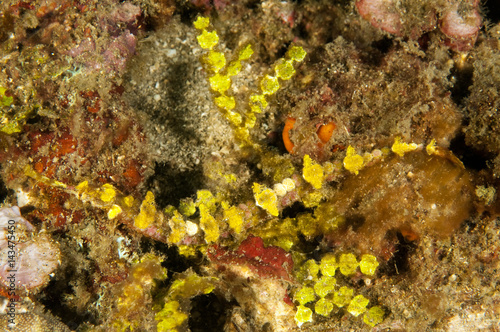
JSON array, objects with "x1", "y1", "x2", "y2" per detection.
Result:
[
  {"x1": 449, "y1": 133, "x2": 495, "y2": 171},
  {"x1": 344, "y1": 213, "x2": 366, "y2": 231},
  {"x1": 176, "y1": 1, "x2": 202, "y2": 25},
  {"x1": 189, "y1": 293, "x2": 230, "y2": 332},
  {"x1": 281, "y1": 201, "x2": 314, "y2": 219},
  {"x1": 483, "y1": 0, "x2": 500, "y2": 24},
  {"x1": 0, "y1": 174, "x2": 10, "y2": 203},
  {"x1": 461, "y1": 218, "x2": 478, "y2": 233},
  {"x1": 296, "y1": 233, "x2": 323, "y2": 257},
  {"x1": 449, "y1": 62, "x2": 474, "y2": 106},
  {"x1": 38, "y1": 262, "x2": 97, "y2": 330},
  {"x1": 141, "y1": 238, "x2": 203, "y2": 280},
  {"x1": 360, "y1": 37, "x2": 393, "y2": 67},
  {"x1": 384, "y1": 231, "x2": 417, "y2": 276},
  {"x1": 146, "y1": 162, "x2": 204, "y2": 209}
]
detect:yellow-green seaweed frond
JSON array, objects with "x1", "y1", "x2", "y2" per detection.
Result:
[
  {"x1": 338, "y1": 253, "x2": 358, "y2": 276},
  {"x1": 303, "y1": 154, "x2": 324, "y2": 189},
  {"x1": 253, "y1": 183, "x2": 279, "y2": 216},
  {"x1": 391, "y1": 136, "x2": 419, "y2": 157},
  {"x1": 315, "y1": 298, "x2": 334, "y2": 317},
  {"x1": 363, "y1": 306, "x2": 385, "y2": 327},
  {"x1": 134, "y1": 191, "x2": 157, "y2": 229},
  {"x1": 332, "y1": 286, "x2": 354, "y2": 308},
  {"x1": 347, "y1": 295, "x2": 369, "y2": 317},
  {"x1": 343, "y1": 146, "x2": 364, "y2": 175},
  {"x1": 359, "y1": 254, "x2": 379, "y2": 276},
  {"x1": 295, "y1": 305, "x2": 313, "y2": 327}
]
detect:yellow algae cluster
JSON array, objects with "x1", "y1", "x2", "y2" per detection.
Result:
[
  {"x1": 343, "y1": 137, "x2": 428, "y2": 175},
  {"x1": 134, "y1": 191, "x2": 157, "y2": 229},
  {"x1": 343, "y1": 146, "x2": 365, "y2": 175},
  {"x1": 155, "y1": 270, "x2": 218, "y2": 332},
  {"x1": 194, "y1": 16, "x2": 306, "y2": 148},
  {"x1": 165, "y1": 189, "x2": 249, "y2": 247},
  {"x1": 108, "y1": 254, "x2": 167, "y2": 332},
  {"x1": 253, "y1": 182, "x2": 279, "y2": 216},
  {"x1": 426, "y1": 138, "x2": 441, "y2": 156},
  {"x1": 25, "y1": 161, "x2": 250, "y2": 248},
  {"x1": 0, "y1": 86, "x2": 33, "y2": 135},
  {"x1": 15, "y1": 14, "x2": 446, "y2": 331},
  {"x1": 24, "y1": 165, "x2": 170, "y2": 234},
  {"x1": 391, "y1": 136, "x2": 420, "y2": 156},
  {"x1": 303, "y1": 154, "x2": 324, "y2": 189},
  {"x1": 222, "y1": 203, "x2": 245, "y2": 234},
  {"x1": 293, "y1": 253, "x2": 383, "y2": 327}
]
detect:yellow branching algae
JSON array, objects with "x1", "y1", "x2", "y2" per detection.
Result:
[
  {"x1": 359, "y1": 254, "x2": 379, "y2": 276},
  {"x1": 338, "y1": 253, "x2": 358, "y2": 276},
  {"x1": 332, "y1": 286, "x2": 353, "y2": 308},
  {"x1": 293, "y1": 252, "x2": 381, "y2": 326},
  {"x1": 196, "y1": 29, "x2": 219, "y2": 50},
  {"x1": 194, "y1": 16, "x2": 306, "y2": 149},
  {"x1": 320, "y1": 253, "x2": 337, "y2": 277},
  {"x1": 314, "y1": 276, "x2": 336, "y2": 298},
  {"x1": 296, "y1": 259, "x2": 320, "y2": 282}
]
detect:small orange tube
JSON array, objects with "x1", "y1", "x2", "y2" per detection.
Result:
[
  {"x1": 316, "y1": 121, "x2": 336, "y2": 144},
  {"x1": 282, "y1": 117, "x2": 296, "y2": 154}
]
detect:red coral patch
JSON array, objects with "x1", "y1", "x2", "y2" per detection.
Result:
[{"x1": 208, "y1": 235, "x2": 294, "y2": 281}]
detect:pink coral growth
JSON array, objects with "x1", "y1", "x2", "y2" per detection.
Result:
[
  {"x1": 0, "y1": 206, "x2": 60, "y2": 293},
  {"x1": 355, "y1": 0, "x2": 482, "y2": 51},
  {"x1": 355, "y1": 0, "x2": 403, "y2": 36},
  {"x1": 68, "y1": 2, "x2": 141, "y2": 74},
  {"x1": 439, "y1": 4, "x2": 482, "y2": 51},
  {"x1": 208, "y1": 235, "x2": 294, "y2": 280}
]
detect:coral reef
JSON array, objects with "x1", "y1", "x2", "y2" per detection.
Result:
[{"x1": 0, "y1": 0, "x2": 499, "y2": 331}]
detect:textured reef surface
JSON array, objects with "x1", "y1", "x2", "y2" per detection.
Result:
[{"x1": 0, "y1": 0, "x2": 500, "y2": 331}]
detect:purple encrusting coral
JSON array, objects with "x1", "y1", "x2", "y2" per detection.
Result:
[
  {"x1": 0, "y1": 206, "x2": 60, "y2": 292},
  {"x1": 68, "y1": 1, "x2": 141, "y2": 73},
  {"x1": 355, "y1": 0, "x2": 482, "y2": 50}
]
